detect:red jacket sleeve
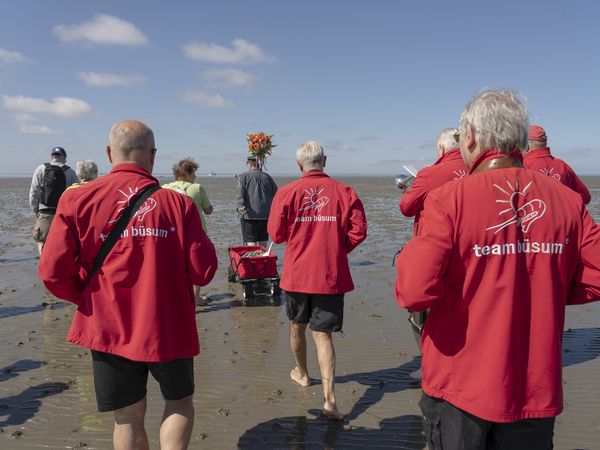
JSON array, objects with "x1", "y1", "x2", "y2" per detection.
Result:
[
  {"x1": 395, "y1": 193, "x2": 453, "y2": 311},
  {"x1": 399, "y1": 168, "x2": 430, "y2": 217},
  {"x1": 345, "y1": 191, "x2": 367, "y2": 253},
  {"x1": 568, "y1": 207, "x2": 600, "y2": 304},
  {"x1": 38, "y1": 202, "x2": 85, "y2": 304},
  {"x1": 267, "y1": 191, "x2": 288, "y2": 244},
  {"x1": 185, "y1": 203, "x2": 218, "y2": 286},
  {"x1": 569, "y1": 170, "x2": 591, "y2": 205}
]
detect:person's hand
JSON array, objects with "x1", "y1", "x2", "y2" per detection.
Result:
[{"x1": 236, "y1": 206, "x2": 247, "y2": 215}]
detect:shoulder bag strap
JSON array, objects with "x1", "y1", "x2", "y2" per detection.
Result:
[{"x1": 88, "y1": 184, "x2": 161, "y2": 281}]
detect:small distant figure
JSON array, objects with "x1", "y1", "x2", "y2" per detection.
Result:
[
  {"x1": 399, "y1": 128, "x2": 467, "y2": 236},
  {"x1": 39, "y1": 120, "x2": 218, "y2": 450},
  {"x1": 523, "y1": 125, "x2": 591, "y2": 204},
  {"x1": 67, "y1": 160, "x2": 99, "y2": 190},
  {"x1": 163, "y1": 157, "x2": 214, "y2": 303},
  {"x1": 29, "y1": 147, "x2": 79, "y2": 255},
  {"x1": 268, "y1": 141, "x2": 368, "y2": 420},
  {"x1": 237, "y1": 155, "x2": 278, "y2": 247}
]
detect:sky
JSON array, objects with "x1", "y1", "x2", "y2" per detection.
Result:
[{"x1": 1, "y1": 0, "x2": 599, "y2": 176}]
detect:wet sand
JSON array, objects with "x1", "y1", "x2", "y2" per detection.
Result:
[{"x1": 1, "y1": 175, "x2": 599, "y2": 449}]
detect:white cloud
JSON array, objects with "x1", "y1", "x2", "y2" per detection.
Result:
[
  {"x1": 11, "y1": 112, "x2": 60, "y2": 135},
  {"x1": 0, "y1": 48, "x2": 31, "y2": 64},
  {"x1": 2, "y1": 95, "x2": 92, "y2": 117},
  {"x1": 201, "y1": 68, "x2": 256, "y2": 88},
  {"x1": 53, "y1": 14, "x2": 149, "y2": 46},
  {"x1": 180, "y1": 90, "x2": 234, "y2": 109},
  {"x1": 183, "y1": 38, "x2": 273, "y2": 64},
  {"x1": 20, "y1": 124, "x2": 60, "y2": 135},
  {"x1": 76, "y1": 71, "x2": 146, "y2": 87}
]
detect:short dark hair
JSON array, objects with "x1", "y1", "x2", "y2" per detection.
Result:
[{"x1": 172, "y1": 157, "x2": 199, "y2": 179}]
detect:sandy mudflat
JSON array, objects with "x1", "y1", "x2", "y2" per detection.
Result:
[{"x1": 1, "y1": 175, "x2": 599, "y2": 449}]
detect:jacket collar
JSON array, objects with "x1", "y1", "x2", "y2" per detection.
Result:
[
  {"x1": 469, "y1": 149, "x2": 523, "y2": 174},
  {"x1": 524, "y1": 147, "x2": 552, "y2": 160},
  {"x1": 301, "y1": 170, "x2": 329, "y2": 179},
  {"x1": 435, "y1": 148, "x2": 462, "y2": 165}
]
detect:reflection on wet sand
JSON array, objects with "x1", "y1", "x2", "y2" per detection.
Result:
[{"x1": 1, "y1": 176, "x2": 600, "y2": 448}]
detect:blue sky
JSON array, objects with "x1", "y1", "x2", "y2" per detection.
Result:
[{"x1": 1, "y1": 1, "x2": 599, "y2": 176}]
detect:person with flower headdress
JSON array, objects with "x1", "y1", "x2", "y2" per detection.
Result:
[{"x1": 236, "y1": 132, "x2": 278, "y2": 246}]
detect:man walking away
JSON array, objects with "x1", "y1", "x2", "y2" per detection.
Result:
[
  {"x1": 237, "y1": 155, "x2": 278, "y2": 247},
  {"x1": 39, "y1": 120, "x2": 218, "y2": 450},
  {"x1": 29, "y1": 147, "x2": 78, "y2": 254},
  {"x1": 268, "y1": 141, "x2": 367, "y2": 420}
]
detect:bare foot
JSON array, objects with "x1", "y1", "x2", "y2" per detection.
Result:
[
  {"x1": 322, "y1": 401, "x2": 343, "y2": 420},
  {"x1": 195, "y1": 295, "x2": 210, "y2": 306},
  {"x1": 290, "y1": 367, "x2": 311, "y2": 387}
]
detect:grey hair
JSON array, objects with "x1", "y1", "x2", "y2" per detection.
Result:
[
  {"x1": 459, "y1": 90, "x2": 528, "y2": 154},
  {"x1": 76, "y1": 160, "x2": 98, "y2": 182},
  {"x1": 436, "y1": 128, "x2": 459, "y2": 151},
  {"x1": 296, "y1": 141, "x2": 325, "y2": 166}
]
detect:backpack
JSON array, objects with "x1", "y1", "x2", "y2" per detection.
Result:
[{"x1": 41, "y1": 163, "x2": 69, "y2": 208}]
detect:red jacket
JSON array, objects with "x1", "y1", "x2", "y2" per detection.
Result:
[
  {"x1": 395, "y1": 150, "x2": 600, "y2": 422},
  {"x1": 523, "y1": 147, "x2": 591, "y2": 204},
  {"x1": 38, "y1": 164, "x2": 217, "y2": 362},
  {"x1": 400, "y1": 149, "x2": 468, "y2": 235},
  {"x1": 268, "y1": 171, "x2": 367, "y2": 294}
]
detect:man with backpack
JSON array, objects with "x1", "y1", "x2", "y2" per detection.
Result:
[{"x1": 29, "y1": 147, "x2": 79, "y2": 254}]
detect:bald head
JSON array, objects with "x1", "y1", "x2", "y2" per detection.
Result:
[{"x1": 107, "y1": 120, "x2": 156, "y2": 171}]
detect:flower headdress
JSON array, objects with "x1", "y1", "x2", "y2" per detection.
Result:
[{"x1": 247, "y1": 132, "x2": 275, "y2": 169}]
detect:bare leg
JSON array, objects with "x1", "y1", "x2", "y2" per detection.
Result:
[
  {"x1": 159, "y1": 395, "x2": 194, "y2": 450},
  {"x1": 194, "y1": 286, "x2": 208, "y2": 305},
  {"x1": 245, "y1": 241, "x2": 258, "y2": 246},
  {"x1": 312, "y1": 331, "x2": 343, "y2": 420},
  {"x1": 36, "y1": 242, "x2": 44, "y2": 256},
  {"x1": 289, "y1": 321, "x2": 311, "y2": 387},
  {"x1": 113, "y1": 398, "x2": 149, "y2": 450}
]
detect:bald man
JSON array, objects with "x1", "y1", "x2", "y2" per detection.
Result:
[{"x1": 39, "y1": 120, "x2": 218, "y2": 449}]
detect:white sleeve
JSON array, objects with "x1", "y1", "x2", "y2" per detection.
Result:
[{"x1": 29, "y1": 165, "x2": 44, "y2": 214}]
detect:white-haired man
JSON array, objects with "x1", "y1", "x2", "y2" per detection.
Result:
[
  {"x1": 400, "y1": 128, "x2": 467, "y2": 236},
  {"x1": 395, "y1": 90, "x2": 600, "y2": 449},
  {"x1": 268, "y1": 141, "x2": 367, "y2": 420}
]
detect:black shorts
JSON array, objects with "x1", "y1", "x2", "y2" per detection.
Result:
[
  {"x1": 91, "y1": 350, "x2": 194, "y2": 412},
  {"x1": 419, "y1": 392, "x2": 555, "y2": 450},
  {"x1": 241, "y1": 219, "x2": 268, "y2": 242},
  {"x1": 286, "y1": 291, "x2": 344, "y2": 332}
]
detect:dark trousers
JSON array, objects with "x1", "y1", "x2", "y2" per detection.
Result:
[{"x1": 419, "y1": 392, "x2": 555, "y2": 450}]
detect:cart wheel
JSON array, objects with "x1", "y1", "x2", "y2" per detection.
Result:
[
  {"x1": 227, "y1": 267, "x2": 236, "y2": 282},
  {"x1": 242, "y1": 283, "x2": 253, "y2": 300}
]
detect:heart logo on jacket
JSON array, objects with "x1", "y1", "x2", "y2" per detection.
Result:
[{"x1": 134, "y1": 198, "x2": 157, "y2": 221}]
